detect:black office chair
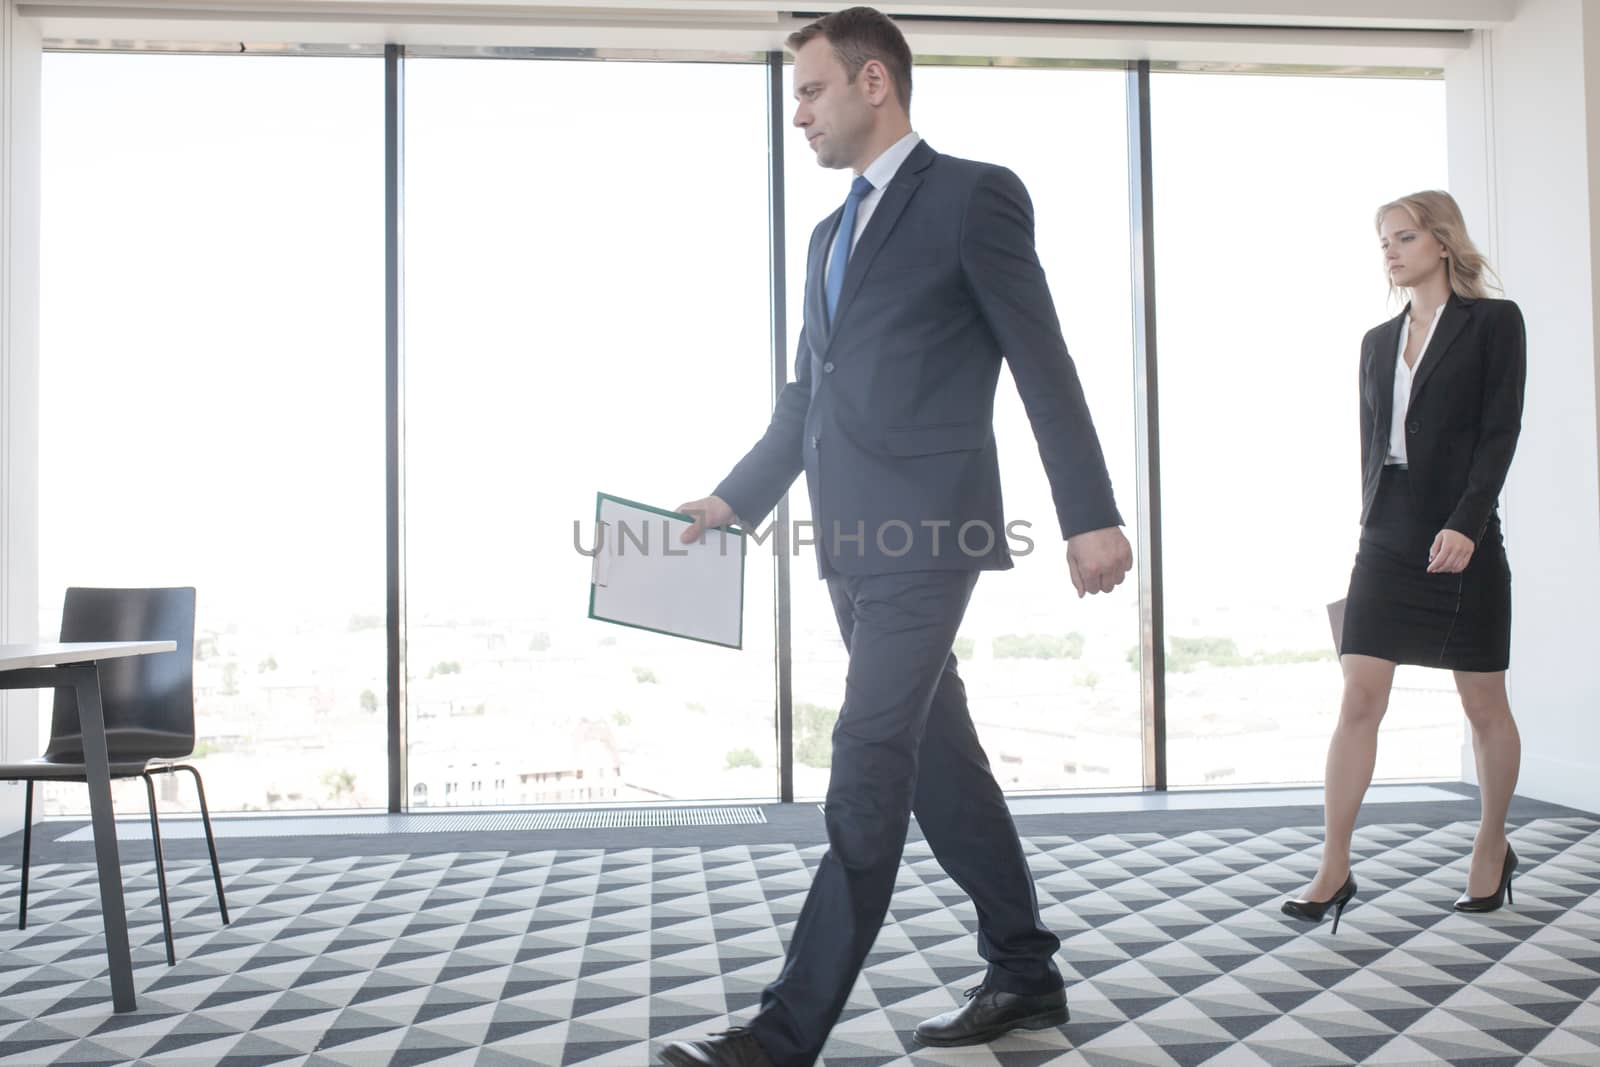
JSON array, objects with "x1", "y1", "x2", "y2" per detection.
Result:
[{"x1": 0, "y1": 587, "x2": 228, "y2": 966}]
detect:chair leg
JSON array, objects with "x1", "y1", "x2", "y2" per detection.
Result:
[
  {"x1": 175, "y1": 765, "x2": 227, "y2": 925},
  {"x1": 141, "y1": 773, "x2": 176, "y2": 966},
  {"x1": 18, "y1": 781, "x2": 33, "y2": 931}
]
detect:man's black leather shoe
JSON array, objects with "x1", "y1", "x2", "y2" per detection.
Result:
[
  {"x1": 913, "y1": 984, "x2": 1069, "y2": 1047},
  {"x1": 659, "y1": 1027, "x2": 774, "y2": 1066}
]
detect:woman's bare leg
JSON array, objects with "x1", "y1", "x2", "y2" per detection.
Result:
[
  {"x1": 1454, "y1": 669, "x2": 1520, "y2": 897},
  {"x1": 1302, "y1": 654, "x2": 1396, "y2": 899}
]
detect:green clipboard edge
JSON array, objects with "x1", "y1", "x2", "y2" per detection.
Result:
[{"x1": 586, "y1": 491, "x2": 747, "y2": 651}]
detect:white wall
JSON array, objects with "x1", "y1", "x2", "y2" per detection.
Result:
[
  {"x1": 17, "y1": 0, "x2": 1519, "y2": 35},
  {"x1": 1447, "y1": 0, "x2": 1600, "y2": 814},
  {"x1": 0, "y1": 0, "x2": 41, "y2": 837},
  {"x1": 20, "y1": 9, "x2": 1470, "y2": 67}
]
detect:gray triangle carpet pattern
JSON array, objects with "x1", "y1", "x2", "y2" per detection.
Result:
[{"x1": 0, "y1": 817, "x2": 1597, "y2": 1066}]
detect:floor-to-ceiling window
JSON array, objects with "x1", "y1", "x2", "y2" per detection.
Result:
[
  {"x1": 35, "y1": 44, "x2": 1451, "y2": 811},
  {"x1": 39, "y1": 52, "x2": 385, "y2": 814},
  {"x1": 402, "y1": 57, "x2": 777, "y2": 805},
  {"x1": 1151, "y1": 70, "x2": 1453, "y2": 787},
  {"x1": 784, "y1": 62, "x2": 1144, "y2": 799}
]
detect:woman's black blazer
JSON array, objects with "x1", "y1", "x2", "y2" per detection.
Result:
[{"x1": 1358, "y1": 293, "x2": 1526, "y2": 541}]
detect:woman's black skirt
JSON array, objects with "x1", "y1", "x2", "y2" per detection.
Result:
[{"x1": 1341, "y1": 465, "x2": 1511, "y2": 672}]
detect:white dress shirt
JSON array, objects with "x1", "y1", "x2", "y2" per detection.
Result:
[
  {"x1": 823, "y1": 131, "x2": 923, "y2": 288},
  {"x1": 1388, "y1": 302, "x2": 1446, "y2": 465}
]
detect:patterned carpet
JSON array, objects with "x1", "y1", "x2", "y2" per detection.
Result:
[{"x1": 0, "y1": 806, "x2": 1597, "y2": 1066}]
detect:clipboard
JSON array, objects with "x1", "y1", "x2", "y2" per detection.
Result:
[
  {"x1": 1327, "y1": 598, "x2": 1347, "y2": 657},
  {"x1": 586, "y1": 492, "x2": 746, "y2": 650}
]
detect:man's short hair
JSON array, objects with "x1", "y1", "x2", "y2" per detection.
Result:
[{"x1": 787, "y1": 6, "x2": 913, "y2": 111}]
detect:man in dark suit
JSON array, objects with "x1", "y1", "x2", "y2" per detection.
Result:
[{"x1": 662, "y1": 9, "x2": 1132, "y2": 1065}]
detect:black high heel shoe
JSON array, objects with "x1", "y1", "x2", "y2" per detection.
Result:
[
  {"x1": 1455, "y1": 843, "x2": 1517, "y2": 912},
  {"x1": 1281, "y1": 873, "x2": 1358, "y2": 934}
]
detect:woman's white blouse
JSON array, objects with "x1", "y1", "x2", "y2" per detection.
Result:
[{"x1": 1388, "y1": 302, "x2": 1447, "y2": 465}]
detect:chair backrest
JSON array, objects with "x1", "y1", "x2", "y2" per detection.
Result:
[{"x1": 43, "y1": 587, "x2": 197, "y2": 765}]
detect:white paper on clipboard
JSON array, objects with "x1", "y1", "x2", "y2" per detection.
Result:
[{"x1": 587, "y1": 493, "x2": 745, "y2": 650}]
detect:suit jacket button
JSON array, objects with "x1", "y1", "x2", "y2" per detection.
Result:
[
  {"x1": 822, "y1": 361, "x2": 835, "y2": 374},
  {"x1": 1407, "y1": 421, "x2": 1420, "y2": 434}
]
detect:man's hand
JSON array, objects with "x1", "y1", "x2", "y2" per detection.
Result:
[
  {"x1": 1066, "y1": 526, "x2": 1133, "y2": 598},
  {"x1": 676, "y1": 495, "x2": 736, "y2": 544},
  {"x1": 1427, "y1": 528, "x2": 1475, "y2": 574}
]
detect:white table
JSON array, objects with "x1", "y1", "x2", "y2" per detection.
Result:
[{"x1": 0, "y1": 641, "x2": 177, "y2": 1013}]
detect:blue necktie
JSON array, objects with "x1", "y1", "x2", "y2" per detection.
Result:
[{"x1": 825, "y1": 175, "x2": 875, "y2": 323}]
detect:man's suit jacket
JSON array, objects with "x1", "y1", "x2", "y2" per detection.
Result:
[
  {"x1": 1358, "y1": 293, "x2": 1526, "y2": 540},
  {"x1": 714, "y1": 140, "x2": 1121, "y2": 576}
]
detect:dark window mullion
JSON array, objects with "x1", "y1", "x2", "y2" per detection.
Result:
[
  {"x1": 1126, "y1": 59, "x2": 1167, "y2": 790},
  {"x1": 385, "y1": 43, "x2": 408, "y2": 813},
  {"x1": 767, "y1": 50, "x2": 795, "y2": 804}
]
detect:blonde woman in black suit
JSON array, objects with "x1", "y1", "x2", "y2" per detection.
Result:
[{"x1": 1283, "y1": 190, "x2": 1526, "y2": 933}]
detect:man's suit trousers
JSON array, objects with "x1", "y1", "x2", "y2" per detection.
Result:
[{"x1": 747, "y1": 569, "x2": 1063, "y2": 1066}]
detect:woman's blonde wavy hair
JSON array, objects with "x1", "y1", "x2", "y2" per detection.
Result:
[{"x1": 1376, "y1": 190, "x2": 1502, "y2": 301}]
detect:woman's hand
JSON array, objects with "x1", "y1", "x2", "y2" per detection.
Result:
[{"x1": 1427, "y1": 529, "x2": 1475, "y2": 574}]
